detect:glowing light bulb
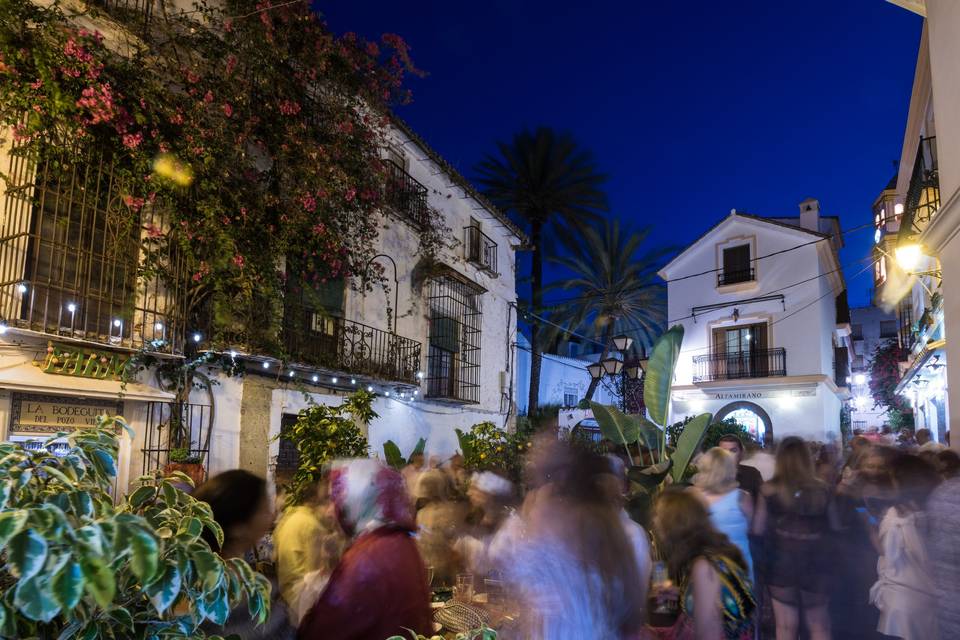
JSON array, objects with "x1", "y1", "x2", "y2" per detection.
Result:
[
  {"x1": 262, "y1": 361, "x2": 270, "y2": 369},
  {"x1": 331, "y1": 377, "x2": 338, "y2": 384},
  {"x1": 16, "y1": 284, "x2": 27, "y2": 294}
]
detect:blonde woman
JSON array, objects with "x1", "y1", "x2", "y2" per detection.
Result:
[{"x1": 692, "y1": 447, "x2": 754, "y2": 580}]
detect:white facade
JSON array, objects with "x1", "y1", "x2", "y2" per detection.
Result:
[
  {"x1": 659, "y1": 203, "x2": 848, "y2": 444},
  {"x1": 513, "y1": 333, "x2": 617, "y2": 414}
]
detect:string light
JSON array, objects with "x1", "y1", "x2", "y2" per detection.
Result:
[
  {"x1": 262, "y1": 361, "x2": 270, "y2": 369},
  {"x1": 331, "y1": 377, "x2": 338, "y2": 383}
]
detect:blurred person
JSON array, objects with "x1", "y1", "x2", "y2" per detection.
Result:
[
  {"x1": 654, "y1": 489, "x2": 756, "y2": 640},
  {"x1": 915, "y1": 428, "x2": 932, "y2": 448},
  {"x1": 742, "y1": 435, "x2": 776, "y2": 482},
  {"x1": 692, "y1": 447, "x2": 754, "y2": 580},
  {"x1": 937, "y1": 449, "x2": 960, "y2": 478},
  {"x1": 274, "y1": 475, "x2": 345, "y2": 623},
  {"x1": 443, "y1": 453, "x2": 469, "y2": 495},
  {"x1": 414, "y1": 469, "x2": 467, "y2": 586},
  {"x1": 605, "y1": 454, "x2": 652, "y2": 599},
  {"x1": 298, "y1": 459, "x2": 431, "y2": 640},
  {"x1": 401, "y1": 451, "x2": 425, "y2": 499},
  {"x1": 505, "y1": 443, "x2": 646, "y2": 639},
  {"x1": 454, "y1": 470, "x2": 519, "y2": 577},
  {"x1": 898, "y1": 428, "x2": 917, "y2": 449},
  {"x1": 926, "y1": 471, "x2": 960, "y2": 637},
  {"x1": 814, "y1": 442, "x2": 840, "y2": 486},
  {"x1": 870, "y1": 454, "x2": 941, "y2": 640},
  {"x1": 717, "y1": 434, "x2": 763, "y2": 505},
  {"x1": 753, "y1": 437, "x2": 834, "y2": 640},
  {"x1": 194, "y1": 470, "x2": 294, "y2": 639}
]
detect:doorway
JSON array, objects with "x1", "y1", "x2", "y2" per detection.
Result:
[{"x1": 715, "y1": 401, "x2": 772, "y2": 444}]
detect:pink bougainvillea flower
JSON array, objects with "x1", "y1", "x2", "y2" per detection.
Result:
[
  {"x1": 232, "y1": 254, "x2": 245, "y2": 268},
  {"x1": 203, "y1": 90, "x2": 214, "y2": 103},
  {"x1": 223, "y1": 103, "x2": 233, "y2": 117},
  {"x1": 122, "y1": 132, "x2": 143, "y2": 149},
  {"x1": 344, "y1": 187, "x2": 356, "y2": 202}
]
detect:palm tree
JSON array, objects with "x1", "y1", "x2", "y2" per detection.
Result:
[
  {"x1": 475, "y1": 128, "x2": 608, "y2": 415},
  {"x1": 545, "y1": 220, "x2": 671, "y2": 402}
]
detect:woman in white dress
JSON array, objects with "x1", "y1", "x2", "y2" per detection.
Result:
[
  {"x1": 691, "y1": 447, "x2": 754, "y2": 581},
  {"x1": 869, "y1": 454, "x2": 942, "y2": 640}
]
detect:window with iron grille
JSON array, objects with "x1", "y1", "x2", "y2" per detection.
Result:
[
  {"x1": 426, "y1": 274, "x2": 482, "y2": 403},
  {"x1": 0, "y1": 143, "x2": 185, "y2": 351},
  {"x1": 275, "y1": 413, "x2": 300, "y2": 477},
  {"x1": 898, "y1": 301, "x2": 914, "y2": 351},
  {"x1": 879, "y1": 320, "x2": 899, "y2": 339}
]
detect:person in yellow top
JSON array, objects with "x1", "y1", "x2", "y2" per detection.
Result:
[{"x1": 273, "y1": 476, "x2": 345, "y2": 624}]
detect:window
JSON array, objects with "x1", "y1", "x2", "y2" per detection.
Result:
[
  {"x1": 851, "y1": 324, "x2": 864, "y2": 340},
  {"x1": 563, "y1": 386, "x2": 578, "y2": 408},
  {"x1": 718, "y1": 244, "x2": 753, "y2": 286},
  {"x1": 0, "y1": 144, "x2": 181, "y2": 349},
  {"x1": 879, "y1": 320, "x2": 898, "y2": 339},
  {"x1": 875, "y1": 256, "x2": 887, "y2": 284},
  {"x1": 283, "y1": 257, "x2": 346, "y2": 365},
  {"x1": 426, "y1": 274, "x2": 482, "y2": 403},
  {"x1": 711, "y1": 323, "x2": 769, "y2": 378}
]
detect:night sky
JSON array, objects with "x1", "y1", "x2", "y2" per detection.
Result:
[{"x1": 318, "y1": 0, "x2": 923, "y2": 309}]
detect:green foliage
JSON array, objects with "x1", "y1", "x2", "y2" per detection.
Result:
[
  {"x1": 0, "y1": 416, "x2": 268, "y2": 638},
  {"x1": 169, "y1": 447, "x2": 202, "y2": 464},
  {"x1": 387, "y1": 626, "x2": 496, "y2": 640},
  {"x1": 644, "y1": 325, "x2": 684, "y2": 433},
  {"x1": 382, "y1": 438, "x2": 426, "y2": 470},
  {"x1": 284, "y1": 392, "x2": 374, "y2": 505},
  {"x1": 670, "y1": 413, "x2": 711, "y2": 484},
  {"x1": 457, "y1": 422, "x2": 530, "y2": 484},
  {"x1": 666, "y1": 416, "x2": 755, "y2": 451}
]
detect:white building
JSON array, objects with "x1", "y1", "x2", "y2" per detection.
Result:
[
  {"x1": 0, "y1": 1, "x2": 526, "y2": 492},
  {"x1": 848, "y1": 305, "x2": 899, "y2": 431},
  {"x1": 659, "y1": 200, "x2": 850, "y2": 444},
  {"x1": 879, "y1": 1, "x2": 953, "y2": 443},
  {"x1": 513, "y1": 333, "x2": 618, "y2": 414}
]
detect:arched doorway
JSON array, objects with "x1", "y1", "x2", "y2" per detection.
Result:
[{"x1": 715, "y1": 401, "x2": 772, "y2": 444}]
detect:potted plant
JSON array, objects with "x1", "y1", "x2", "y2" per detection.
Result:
[
  {"x1": 0, "y1": 415, "x2": 269, "y2": 638},
  {"x1": 165, "y1": 445, "x2": 206, "y2": 487}
]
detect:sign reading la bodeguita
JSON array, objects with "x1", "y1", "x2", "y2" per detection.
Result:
[
  {"x1": 34, "y1": 341, "x2": 130, "y2": 381},
  {"x1": 10, "y1": 393, "x2": 122, "y2": 434}
]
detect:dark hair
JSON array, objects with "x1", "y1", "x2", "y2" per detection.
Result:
[
  {"x1": 938, "y1": 450, "x2": 960, "y2": 478},
  {"x1": 891, "y1": 454, "x2": 941, "y2": 510},
  {"x1": 654, "y1": 488, "x2": 747, "y2": 581},
  {"x1": 192, "y1": 470, "x2": 268, "y2": 552},
  {"x1": 772, "y1": 436, "x2": 828, "y2": 513},
  {"x1": 717, "y1": 434, "x2": 744, "y2": 451}
]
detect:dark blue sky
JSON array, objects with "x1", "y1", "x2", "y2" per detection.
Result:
[{"x1": 319, "y1": 0, "x2": 922, "y2": 308}]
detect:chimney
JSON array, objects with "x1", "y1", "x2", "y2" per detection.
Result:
[{"x1": 799, "y1": 197, "x2": 820, "y2": 232}]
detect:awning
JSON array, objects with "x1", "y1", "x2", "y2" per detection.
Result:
[{"x1": 0, "y1": 354, "x2": 174, "y2": 402}]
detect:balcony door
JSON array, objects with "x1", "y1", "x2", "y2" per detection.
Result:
[{"x1": 712, "y1": 323, "x2": 768, "y2": 379}]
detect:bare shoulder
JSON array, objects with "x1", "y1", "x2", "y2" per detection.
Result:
[{"x1": 691, "y1": 557, "x2": 719, "y2": 585}]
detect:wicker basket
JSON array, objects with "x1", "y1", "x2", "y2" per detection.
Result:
[{"x1": 434, "y1": 601, "x2": 491, "y2": 634}]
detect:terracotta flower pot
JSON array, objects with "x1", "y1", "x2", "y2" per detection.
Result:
[{"x1": 164, "y1": 461, "x2": 206, "y2": 488}]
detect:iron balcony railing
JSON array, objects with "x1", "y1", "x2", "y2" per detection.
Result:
[
  {"x1": 693, "y1": 348, "x2": 787, "y2": 382},
  {"x1": 464, "y1": 225, "x2": 498, "y2": 275},
  {"x1": 900, "y1": 136, "x2": 939, "y2": 237},
  {"x1": 383, "y1": 159, "x2": 430, "y2": 229},
  {"x1": 0, "y1": 143, "x2": 186, "y2": 353},
  {"x1": 284, "y1": 312, "x2": 422, "y2": 384},
  {"x1": 717, "y1": 267, "x2": 755, "y2": 287}
]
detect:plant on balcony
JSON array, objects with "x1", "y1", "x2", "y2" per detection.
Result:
[
  {"x1": 591, "y1": 325, "x2": 713, "y2": 526},
  {"x1": 0, "y1": 415, "x2": 269, "y2": 639},
  {"x1": 0, "y1": 0, "x2": 446, "y2": 356},
  {"x1": 868, "y1": 341, "x2": 914, "y2": 432},
  {"x1": 283, "y1": 390, "x2": 375, "y2": 506}
]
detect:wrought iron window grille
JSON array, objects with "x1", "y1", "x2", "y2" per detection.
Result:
[{"x1": 425, "y1": 274, "x2": 482, "y2": 403}]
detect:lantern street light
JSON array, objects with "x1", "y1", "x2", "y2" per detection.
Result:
[
  {"x1": 624, "y1": 362, "x2": 643, "y2": 380},
  {"x1": 601, "y1": 355, "x2": 624, "y2": 376},
  {"x1": 587, "y1": 362, "x2": 604, "y2": 380},
  {"x1": 612, "y1": 334, "x2": 633, "y2": 353}
]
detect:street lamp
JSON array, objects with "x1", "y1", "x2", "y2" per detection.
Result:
[
  {"x1": 587, "y1": 362, "x2": 604, "y2": 380},
  {"x1": 601, "y1": 356, "x2": 623, "y2": 376},
  {"x1": 612, "y1": 334, "x2": 633, "y2": 353},
  {"x1": 624, "y1": 361, "x2": 643, "y2": 380}
]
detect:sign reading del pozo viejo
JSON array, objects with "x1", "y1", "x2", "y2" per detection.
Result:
[
  {"x1": 10, "y1": 393, "x2": 122, "y2": 434},
  {"x1": 34, "y1": 341, "x2": 130, "y2": 380}
]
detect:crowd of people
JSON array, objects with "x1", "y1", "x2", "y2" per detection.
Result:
[{"x1": 184, "y1": 426, "x2": 960, "y2": 640}]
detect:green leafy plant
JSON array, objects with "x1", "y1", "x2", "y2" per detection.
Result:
[
  {"x1": 283, "y1": 391, "x2": 375, "y2": 506},
  {"x1": 0, "y1": 415, "x2": 269, "y2": 638},
  {"x1": 590, "y1": 325, "x2": 713, "y2": 524},
  {"x1": 666, "y1": 416, "x2": 755, "y2": 451},
  {"x1": 168, "y1": 447, "x2": 202, "y2": 465},
  {"x1": 382, "y1": 438, "x2": 426, "y2": 470},
  {"x1": 387, "y1": 626, "x2": 497, "y2": 640},
  {"x1": 456, "y1": 422, "x2": 530, "y2": 484}
]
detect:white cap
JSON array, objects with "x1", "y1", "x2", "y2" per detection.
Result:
[{"x1": 471, "y1": 471, "x2": 513, "y2": 497}]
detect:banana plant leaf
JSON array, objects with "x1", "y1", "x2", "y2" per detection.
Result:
[
  {"x1": 590, "y1": 402, "x2": 640, "y2": 446},
  {"x1": 670, "y1": 412, "x2": 712, "y2": 483},
  {"x1": 382, "y1": 440, "x2": 405, "y2": 469},
  {"x1": 410, "y1": 437, "x2": 427, "y2": 459},
  {"x1": 644, "y1": 325, "x2": 684, "y2": 430},
  {"x1": 626, "y1": 459, "x2": 672, "y2": 489},
  {"x1": 455, "y1": 428, "x2": 473, "y2": 460}
]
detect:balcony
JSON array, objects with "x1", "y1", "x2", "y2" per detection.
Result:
[
  {"x1": 693, "y1": 348, "x2": 787, "y2": 383},
  {"x1": 383, "y1": 160, "x2": 430, "y2": 229},
  {"x1": 283, "y1": 313, "x2": 422, "y2": 385},
  {"x1": 717, "y1": 267, "x2": 755, "y2": 287},
  {"x1": 900, "y1": 136, "x2": 939, "y2": 237},
  {"x1": 464, "y1": 225, "x2": 498, "y2": 275}
]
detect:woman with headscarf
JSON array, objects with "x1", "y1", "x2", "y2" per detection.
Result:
[
  {"x1": 297, "y1": 458, "x2": 432, "y2": 640},
  {"x1": 414, "y1": 469, "x2": 468, "y2": 586}
]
